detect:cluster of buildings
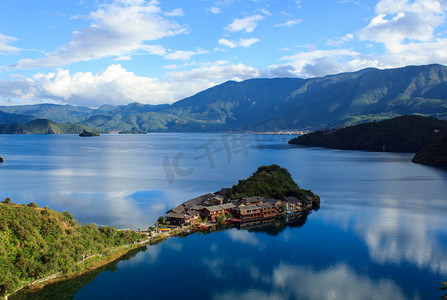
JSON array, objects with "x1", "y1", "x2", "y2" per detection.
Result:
[{"x1": 165, "y1": 188, "x2": 313, "y2": 226}]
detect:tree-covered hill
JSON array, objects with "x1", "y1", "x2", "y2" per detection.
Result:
[
  {"x1": 0, "y1": 119, "x2": 98, "y2": 134},
  {"x1": 0, "y1": 201, "x2": 145, "y2": 297},
  {"x1": 289, "y1": 115, "x2": 447, "y2": 153},
  {"x1": 412, "y1": 131, "x2": 447, "y2": 167},
  {"x1": 226, "y1": 164, "x2": 320, "y2": 208}
]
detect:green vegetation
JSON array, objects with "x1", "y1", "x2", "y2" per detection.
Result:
[
  {"x1": 79, "y1": 129, "x2": 100, "y2": 137},
  {"x1": 226, "y1": 164, "x2": 320, "y2": 208},
  {"x1": 289, "y1": 115, "x2": 447, "y2": 153},
  {"x1": 0, "y1": 119, "x2": 97, "y2": 135},
  {"x1": 118, "y1": 129, "x2": 148, "y2": 134},
  {"x1": 0, "y1": 201, "x2": 145, "y2": 297},
  {"x1": 412, "y1": 131, "x2": 447, "y2": 167}
]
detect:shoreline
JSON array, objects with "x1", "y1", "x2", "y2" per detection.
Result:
[{"x1": 6, "y1": 233, "x2": 170, "y2": 299}]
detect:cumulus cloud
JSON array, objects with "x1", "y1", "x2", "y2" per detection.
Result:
[
  {"x1": 0, "y1": 33, "x2": 21, "y2": 54},
  {"x1": 358, "y1": 0, "x2": 447, "y2": 52},
  {"x1": 218, "y1": 38, "x2": 259, "y2": 48},
  {"x1": 10, "y1": 0, "x2": 187, "y2": 70},
  {"x1": 274, "y1": 19, "x2": 303, "y2": 27},
  {"x1": 0, "y1": 62, "x2": 262, "y2": 107},
  {"x1": 225, "y1": 14, "x2": 264, "y2": 33},
  {"x1": 274, "y1": 48, "x2": 361, "y2": 77},
  {"x1": 270, "y1": 0, "x2": 447, "y2": 78}
]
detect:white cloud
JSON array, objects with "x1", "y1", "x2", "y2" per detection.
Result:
[
  {"x1": 164, "y1": 8, "x2": 184, "y2": 17},
  {"x1": 164, "y1": 49, "x2": 208, "y2": 60},
  {"x1": 0, "y1": 33, "x2": 21, "y2": 54},
  {"x1": 238, "y1": 38, "x2": 260, "y2": 47},
  {"x1": 218, "y1": 38, "x2": 238, "y2": 48},
  {"x1": 10, "y1": 0, "x2": 187, "y2": 69},
  {"x1": 275, "y1": 49, "x2": 361, "y2": 77},
  {"x1": 210, "y1": 6, "x2": 222, "y2": 14},
  {"x1": 274, "y1": 19, "x2": 303, "y2": 27},
  {"x1": 218, "y1": 38, "x2": 259, "y2": 48},
  {"x1": 225, "y1": 14, "x2": 264, "y2": 33},
  {"x1": 0, "y1": 62, "x2": 262, "y2": 107},
  {"x1": 326, "y1": 33, "x2": 355, "y2": 46},
  {"x1": 358, "y1": 0, "x2": 446, "y2": 52}
]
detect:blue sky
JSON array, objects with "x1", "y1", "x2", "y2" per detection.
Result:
[{"x1": 1, "y1": 0, "x2": 447, "y2": 107}]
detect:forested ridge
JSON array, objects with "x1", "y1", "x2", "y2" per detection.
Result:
[
  {"x1": 0, "y1": 200, "x2": 145, "y2": 297},
  {"x1": 289, "y1": 115, "x2": 447, "y2": 153}
]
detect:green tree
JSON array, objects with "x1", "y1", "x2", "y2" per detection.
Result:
[
  {"x1": 157, "y1": 216, "x2": 165, "y2": 225},
  {"x1": 2, "y1": 197, "x2": 11, "y2": 204},
  {"x1": 27, "y1": 202, "x2": 38, "y2": 208},
  {"x1": 216, "y1": 214, "x2": 226, "y2": 225}
]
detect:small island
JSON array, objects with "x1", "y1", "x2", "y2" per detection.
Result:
[
  {"x1": 164, "y1": 165, "x2": 320, "y2": 230},
  {"x1": 0, "y1": 156, "x2": 3, "y2": 163},
  {"x1": 79, "y1": 130, "x2": 100, "y2": 137}
]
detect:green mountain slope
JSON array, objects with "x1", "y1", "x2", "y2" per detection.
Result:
[
  {"x1": 2, "y1": 64, "x2": 447, "y2": 132},
  {"x1": 0, "y1": 201, "x2": 145, "y2": 296},
  {"x1": 0, "y1": 119, "x2": 98, "y2": 134},
  {"x1": 412, "y1": 131, "x2": 447, "y2": 167},
  {"x1": 288, "y1": 115, "x2": 447, "y2": 153}
]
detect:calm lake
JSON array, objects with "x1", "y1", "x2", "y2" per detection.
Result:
[{"x1": 1, "y1": 133, "x2": 447, "y2": 299}]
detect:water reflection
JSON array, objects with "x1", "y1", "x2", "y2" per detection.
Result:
[
  {"x1": 321, "y1": 200, "x2": 447, "y2": 276},
  {"x1": 10, "y1": 247, "x2": 148, "y2": 300},
  {"x1": 212, "y1": 263, "x2": 409, "y2": 300}
]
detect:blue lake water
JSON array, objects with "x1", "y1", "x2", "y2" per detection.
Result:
[{"x1": 1, "y1": 133, "x2": 447, "y2": 299}]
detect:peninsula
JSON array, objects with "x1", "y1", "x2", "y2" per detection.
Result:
[
  {"x1": 412, "y1": 131, "x2": 447, "y2": 167},
  {"x1": 288, "y1": 115, "x2": 447, "y2": 153},
  {"x1": 164, "y1": 165, "x2": 320, "y2": 230},
  {"x1": 1, "y1": 165, "x2": 320, "y2": 299}
]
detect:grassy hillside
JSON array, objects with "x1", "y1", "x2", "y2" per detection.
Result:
[
  {"x1": 412, "y1": 131, "x2": 447, "y2": 167},
  {"x1": 226, "y1": 164, "x2": 320, "y2": 208},
  {"x1": 289, "y1": 115, "x2": 447, "y2": 153},
  {"x1": 0, "y1": 201, "x2": 145, "y2": 297},
  {"x1": 0, "y1": 119, "x2": 98, "y2": 134}
]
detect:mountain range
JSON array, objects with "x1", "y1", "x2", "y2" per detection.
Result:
[{"x1": 1, "y1": 64, "x2": 447, "y2": 132}]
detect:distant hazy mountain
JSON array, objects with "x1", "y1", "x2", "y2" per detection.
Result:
[
  {"x1": 0, "y1": 119, "x2": 97, "y2": 134},
  {"x1": 1, "y1": 64, "x2": 447, "y2": 132},
  {"x1": 0, "y1": 111, "x2": 36, "y2": 124},
  {"x1": 288, "y1": 115, "x2": 447, "y2": 153}
]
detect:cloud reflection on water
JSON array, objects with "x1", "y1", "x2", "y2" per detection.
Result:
[{"x1": 212, "y1": 263, "x2": 410, "y2": 300}]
